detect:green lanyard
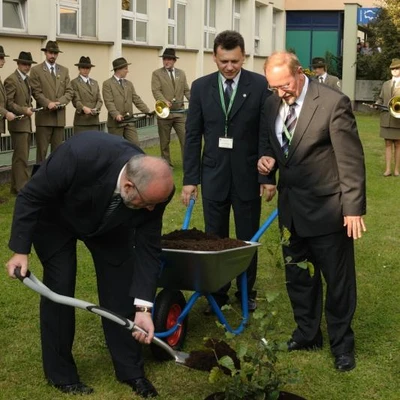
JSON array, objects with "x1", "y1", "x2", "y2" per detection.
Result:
[{"x1": 218, "y1": 75, "x2": 238, "y2": 136}]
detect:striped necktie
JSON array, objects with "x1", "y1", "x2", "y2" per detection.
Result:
[
  {"x1": 103, "y1": 194, "x2": 122, "y2": 220},
  {"x1": 282, "y1": 103, "x2": 297, "y2": 157}
]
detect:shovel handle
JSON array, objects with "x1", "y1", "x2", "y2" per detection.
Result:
[
  {"x1": 13, "y1": 266, "x2": 30, "y2": 281},
  {"x1": 182, "y1": 197, "x2": 195, "y2": 230}
]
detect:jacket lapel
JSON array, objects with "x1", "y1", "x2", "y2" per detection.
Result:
[
  {"x1": 42, "y1": 62, "x2": 56, "y2": 90},
  {"x1": 286, "y1": 81, "x2": 319, "y2": 160}
]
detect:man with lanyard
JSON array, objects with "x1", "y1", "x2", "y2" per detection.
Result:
[{"x1": 182, "y1": 30, "x2": 270, "y2": 315}]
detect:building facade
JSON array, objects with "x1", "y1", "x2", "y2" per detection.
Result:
[{"x1": 0, "y1": 0, "x2": 286, "y2": 130}]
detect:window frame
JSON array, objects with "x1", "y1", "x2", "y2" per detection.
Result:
[
  {"x1": 0, "y1": 0, "x2": 26, "y2": 31},
  {"x1": 57, "y1": 0, "x2": 98, "y2": 39},
  {"x1": 168, "y1": 0, "x2": 186, "y2": 47},
  {"x1": 233, "y1": 0, "x2": 240, "y2": 32},
  {"x1": 204, "y1": 0, "x2": 216, "y2": 50},
  {"x1": 121, "y1": 0, "x2": 148, "y2": 43}
]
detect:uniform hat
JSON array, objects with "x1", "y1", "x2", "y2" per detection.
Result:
[
  {"x1": 13, "y1": 51, "x2": 37, "y2": 64},
  {"x1": 41, "y1": 40, "x2": 63, "y2": 53},
  {"x1": 390, "y1": 58, "x2": 400, "y2": 69},
  {"x1": 111, "y1": 57, "x2": 131, "y2": 71},
  {"x1": 312, "y1": 57, "x2": 326, "y2": 68},
  {"x1": 160, "y1": 48, "x2": 179, "y2": 59},
  {"x1": 75, "y1": 56, "x2": 95, "y2": 68},
  {"x1": 0, "y1": 45, "x2": 9, "y2": 57}
]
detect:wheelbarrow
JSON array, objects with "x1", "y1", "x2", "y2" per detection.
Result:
[{"x1": 151, "y1": 199, "x2": 278, "y2": 360}]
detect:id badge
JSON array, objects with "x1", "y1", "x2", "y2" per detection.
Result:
[{"x1": 219, "y1": 137, "x2": 233, "y2": 149}]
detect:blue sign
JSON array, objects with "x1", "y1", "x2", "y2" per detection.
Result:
[{"x1": 358, "y1": 8, "x2": 380, "y2": 25}]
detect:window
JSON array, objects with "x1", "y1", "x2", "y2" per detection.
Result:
[
  {"x1": 168, "y1": 0, "x2": 186, "y2": 46},
  {"x1": 233, "y1": 0, "x2": 240, "y2": 32},
  {"x1": 58, "y1": 0, "x2": 97, "y2": 37},
  {"x1": 204, "y1": 0, "x2": 216, "y2": 50},
  {"x1": 1, "y1": 0, "x2": 26, "y2": 30},
  {"x1": 122, "y1": 0, "x2": 148, "y2": 42}
]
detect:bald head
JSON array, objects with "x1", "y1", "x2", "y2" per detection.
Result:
[{"x1": 122, "y1": 155, "x2": 174, "y2": 210}]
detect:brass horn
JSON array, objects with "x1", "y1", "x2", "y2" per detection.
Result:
[
  {"x1": 155, "y1": 100, "x2": 170, "y2": 118},
  {"x1": 389, "y1": 96, "x2": 400, "y2": 119}
]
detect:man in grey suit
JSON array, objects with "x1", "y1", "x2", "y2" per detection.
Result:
[
  {"x1": 0, "y1": 45, "x2": 16, "y2": 148},
  {"x1": 151, "y1": 48, "x2": 190, "y2": 167},
  {"x1": 5, "y1": 52, "x2": 37, "y2": 194},
  {"x1": 102, "y1": 57, "x2": 151, "y2": 146},
  {"x1": 30, "y1": 41, "x2": 74, "y2": 162},
  {"x1": 311, "y1": 57, "x2": 341, "y2": 91},
  {"x1": 181, "y1": 31, "x2": 270, "y2": 314},
  {"x1": 71, "y1": 56, "x2": 103, "y2": 134},
  {"x1": 258, "y1": 51, "x2": 366, "y2": 372}
]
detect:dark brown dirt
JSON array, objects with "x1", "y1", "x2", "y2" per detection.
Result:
[
  {"x1": 161, "y1": 228, "x2": 249, "y2": 251},
  {"x1": 184, "y1": 339, "x2": 240, "y2": 373}
]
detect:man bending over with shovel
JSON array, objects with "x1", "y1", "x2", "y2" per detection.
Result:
[{"x1": 6, "y1": 131, "x2": 174, "y2": 398}]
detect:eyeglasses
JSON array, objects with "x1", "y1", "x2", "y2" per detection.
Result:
[
  {"x1": 268, "y1": 83, "x2": 291, "y2": 93},
  {"x1": 134, "y1": 184, "x2": 158, "y2": 209}
]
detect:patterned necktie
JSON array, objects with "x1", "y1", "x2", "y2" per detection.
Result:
[
  {"x1": 103, "y1": 194, "x2": 122, "y2": 220},
  {"x1": 168, "y1": 69, "x2": 175, "y2": 88},
  {"x1": 224, "y1": 79, "x2": 234, "y2": 108},
  {"x1": 282, "y1": 103, "x2": 297, "y2": 157},
  {"x1": 319, "y1": 76, "x2": 324, "y2": 84}
]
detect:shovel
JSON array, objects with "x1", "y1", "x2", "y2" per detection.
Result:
[{"x1": 14, "y1": 267, "x2": 190, "y2": 366}]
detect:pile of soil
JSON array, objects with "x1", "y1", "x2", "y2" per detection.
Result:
[{"x1": 161, "y1": 228, "x2": 249, "y2": 251}]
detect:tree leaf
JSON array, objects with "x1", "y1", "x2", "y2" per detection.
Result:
[{"x1": 219, "y1": 355, "x2": 236, "y2": 373}]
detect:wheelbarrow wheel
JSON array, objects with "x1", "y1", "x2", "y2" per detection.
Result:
[{"x1": 151, "y1": 289, "x2": 188, "y2": 361}]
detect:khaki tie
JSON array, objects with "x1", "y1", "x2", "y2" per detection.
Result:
[{"x1": 50, "y1": 66, "x2": 56, "y2": 83}]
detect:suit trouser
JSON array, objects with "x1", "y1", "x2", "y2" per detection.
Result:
[
  {"x1": 10, "y1": 130, "x2": 31, "y2": 194},
  {"x1": 35, "y1": 126, "x2": 64, "y2": 163},
  {"x1": 157, "y1": 115, "x2": 185, "y2": 165},
  {"x1": 36, "y1": 235, "x2": 143, "y2": 385},
  {"x1": 108, "y1": 124, "x2": 139, "y2": 146},
  {"x1": 202, "y1": 189, "x2": 261, "y2": 304},
  {"x1": 74, "y1": 125, "x2": 101, "y2": 134},
  {"x1": 283, "y1": 227, "x2": 356, "y2": 356}
]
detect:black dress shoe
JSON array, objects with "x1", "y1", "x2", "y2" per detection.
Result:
[
  {"x1": 247, "y1": 298, "x2": 257, "y2": 312},
  {"x1": 335, "y1": 352, "x2": 355, "y2": 372},
  {"x1": 287, "y1": 337, "x2": 323, "y2": 352},
  {"x1": 203, "y1": 301, "x2": 228, "y2": 316},
  {"x1": 123, "y1": 377, "x2": 158, "y2": 398},
  {"x1": 53, "y1": 382, "x2": 94, "y2": 395}
]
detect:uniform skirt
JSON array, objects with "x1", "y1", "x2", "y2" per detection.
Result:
[{"x1": 380, "y1": 127, "x2": 400, "y2": 140}]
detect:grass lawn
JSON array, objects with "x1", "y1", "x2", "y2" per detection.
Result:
[{"x1": 1, "y1": 112, "x2": 399, "y2": 399}]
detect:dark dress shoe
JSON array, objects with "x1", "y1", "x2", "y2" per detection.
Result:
[
  {"x1": 335, "y1": 352, "x2": 355, "y2": 372},
  {"x1": 287, "y1": 337, "x2": 323, "y2": 352},
  {"x1": 247, "y1": 298, "x2": 257, "y2": 312},
  {"x1": 53, "y1": 382, "x2": 94, "y2": 395},
  {"x1": 123, "y1": 377, "x2": 158, "y2": 398}
]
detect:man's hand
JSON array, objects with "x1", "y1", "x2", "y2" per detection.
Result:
[
  {"x1": 132, "y1": 312, "x2": 154, "y2": 345},
  {"x1": 82, "y1": 106, "x2": 92, "y2": 115},
  {"x1": 6, "y1": 254, "x2": 29, "y2": 278},
  {"x1": 25, "y1": 107, "x2": 34, "y2": 117},
  {"x1": 6, "y1": 111, "x2": 16, "y2": 121},
  {"x1": 343, "y1": 216, "x2": 366, "y2": 239},
  {"x1": 260, "y1": 184, "x2": 276, "y2": 202},
  {"x1": 48, "y1": 101, "x2": 60, "y2": 110},
  {"x1": 115, "y1": 114, "x2": 124, "y2": 122},
  {"x1": 181, "y1": 185, "x2": 197, "y2": 206},
  {"x1": 258, "y1": 156, "x2": 276, "y2": 175}
]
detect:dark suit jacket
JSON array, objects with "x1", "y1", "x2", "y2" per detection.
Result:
[
  {"x1": 0, "y1": 79, "x2": 8, "y2": 133},
  {"x1": 183, "y1": 69, "x2": 269, "y2": 202},
  {"x1": 8, "y1": 132, "x2": 171, "y2": 301},
  {"x1": 260, "y1": 79, "x2": 366, "y2": 237},
  {"x1": 4, "y1": 70, "x2": 33, "y2": 133}
]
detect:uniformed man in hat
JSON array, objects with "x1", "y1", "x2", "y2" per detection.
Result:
[
  {"x1": 311, "y1": 57, "x2": 341, "y2": 91},
  {"x1": 4, "y1": 51, "x2": 37, "y2": 194},
  {"x1": 0, "y1": 45, "x2": 16, "y2": 148},
  {"x1": 151, "y1": 48, "x2": 190, "y2": 167},
  {"x1": 30, "y1": 40, "x2": 74, "y2": 162},
  {"x1": 102, "y1": 57, "x2": 151, "y2": 146},
  {"x1": 71, "y1": 56, "x2": 103, "y2": 134}
]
